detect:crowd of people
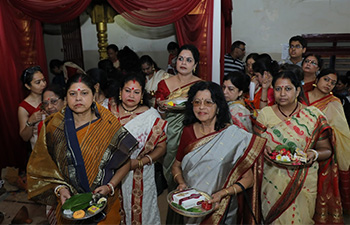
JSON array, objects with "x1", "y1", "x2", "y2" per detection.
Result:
[{"x1": 17, "y1": 37, "x2": 350, "y2": 224}]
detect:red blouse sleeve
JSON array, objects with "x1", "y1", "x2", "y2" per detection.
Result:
[
  {"x1": 176, "y1": 124, "x2": 196, "y2": 162},
  {"x1": 155, "y1": 80, "x2": 170, "y2": 101}
]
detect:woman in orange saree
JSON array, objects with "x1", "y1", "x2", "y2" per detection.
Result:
[
  {"x1": 27, "y1": 74, "x2": 138, "y2": 224},
  {"x1": 306, "y1": 68, "x2": 350, "y2": 215}
]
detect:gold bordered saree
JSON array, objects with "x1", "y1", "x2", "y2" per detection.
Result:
[
  {"x1": 255, "y1": 106, "x2": 343, "y2": 224},
  {"x1": 179, "y1": 125, "x2": 266, "y2": 225},
  {"x1": 116, "y1": 108, "x2": 167, "y2": 225},
  {"x1": 27, "y1": 104, "x2": 138, "y2": 224}
]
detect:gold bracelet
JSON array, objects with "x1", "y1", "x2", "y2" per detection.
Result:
[
  {"x1": 224, "y1": 188, "x2": 230, "y2": 197},
  {"x1": 173, "y1": 173, "x2": 181, "y2": 182},
  {"x1": 138, "y1": 159, "x2": 144, "y2": 169},
  {"x1": 233, "y1": 186, "x2": 237, "y2": 195},
  {"x1": 54, "y1": 185, "x2": 67, "y2": 197}
]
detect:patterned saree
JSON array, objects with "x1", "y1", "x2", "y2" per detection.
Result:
[
  {"x1": 255, "y1": 106, "x2": 343, "y2": 224},
  {"x1": 116, "y1": 108, "x2": 167, "y2": 225},
  {"x1": 178, "y1": 125, "x2": 266, "y2": 224},
  {"x1": 27, "y1": 104, "x2": 138, "y2": 224}
]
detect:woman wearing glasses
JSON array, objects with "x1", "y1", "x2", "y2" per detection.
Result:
[
  {"x1": 302, "y1": 54, "x2": 323, "y2": 93},
  {"x1": 306, "y1": 68, "x2": 350, "y2": 215},
  {"x1": 37, "y1": 85, "x2": 66, "y2": 138},
  {"x1": 18, "y1": 66, "x2": 47, "y2": 149},
  {"x1": 171, "y1": 81, "x2": 266, "y2": 224}
]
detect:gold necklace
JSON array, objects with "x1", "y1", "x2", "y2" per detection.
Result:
[
  {"x1": 121, "y1": 103, "x2": 139, "y2": 115},
  {"x1": 199, "y1": 125, "x2": 211, "y2": 136}
]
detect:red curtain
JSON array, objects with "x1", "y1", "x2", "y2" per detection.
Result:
[
  {"x1": 0, "y1": 1, "x2": 48, "y2": 172},
  {"x1": 175, "y1": 0, "x2": 213, "y2": 81},
  {"x1": 108, "y1": 0, "x2": 214, "y2": 81},
  {"x1": 8, "y1": 0, "x2": 91, "y2": 24},
  {"x1": 220, "y1": 0, "x2": 233, "y2": 82},
  {"x1": 107, "y1": 0, "x2": 202, "y2": 27}
]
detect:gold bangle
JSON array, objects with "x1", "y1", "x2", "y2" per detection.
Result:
[
  {"x1": 173, "y1": 173, "x2": 181, "y2": 182},
  {"x1": 233, "y1": 186, "x2": 237, "y2": 196},
  {"x1": 224, "y1": 188, "x2": 230, "y2": 197}
]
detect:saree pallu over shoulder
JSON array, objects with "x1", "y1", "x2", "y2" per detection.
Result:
[
  {"x1": 27, "y1": 104, "x2": 138, "y2": 223},
  {"x1": 119, "y1": 108, "x2": 167, "y2": 225},
  {"x1": 161, "y1": 80, "x2": 201, "y2": 189},
  {"x1": 256, "y1": 106, "x2": 343, "y2": 224},
  {"x1": 180, "y1": 125, "x2": 266, "y2": 225},
  {"x1": 167, "y1": 80, "x2": 199, "y2": 100}
]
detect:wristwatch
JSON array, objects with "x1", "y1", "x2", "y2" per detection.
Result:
[{"x1": 26, "y1": 121, "x2": 34, "y2": 127}]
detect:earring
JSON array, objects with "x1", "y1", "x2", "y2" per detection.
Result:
[
  {"x1": 216, "y1": 109, "x2": 219, "y2": 115},
  {"x1": 152, "y1": 67, "x2": 155, "y2": 71},
  {"x1": 330, "y1": 91, "x2": 333, "y2": 95},
  {"x1": 193, "y1": 67, "x2": 196, "y2": 73},
  {"x1": 312, "y1": 83, "x2": 317, "y2": 87},
  {"x1": 119, "y1": 95, "x2": 122, "y2": 100},
  {"x1": 140, "y1": 99, "x2": 143, "y2": 104}
]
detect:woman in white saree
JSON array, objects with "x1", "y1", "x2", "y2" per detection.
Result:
[
  {"x1": 171, "y1": 81, "x2": 266, "y2": 225},
  {"x1": 110, "y1": 73, "x2": 167, "y2": 225}
]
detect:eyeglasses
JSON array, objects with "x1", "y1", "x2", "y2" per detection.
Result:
[
  {"x1": 289, "y1": 45, "x2": 303, "y2": 49},
  {"x1": 42, "y1": 98, "x2": 60, "y2": 107},
  {"x1": 192, "y1": 99, "x2": 216, "y2": 107},
  {"x1": 237, "y1": 47, "x2": 246, "y2": 52},
  {"x1": 304, "y1": 59, "x2": 318, "y2": 67},
  {"x1": 177, "y1": 56, "x2": 194, "y2": 63}
]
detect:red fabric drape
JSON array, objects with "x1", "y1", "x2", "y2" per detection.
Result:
[
  {"x1": 0, "y1": 1, "x2": 48, "y2": 172},
  {"x1": 175, "y1": 0, "x2": 214, "y2": 81},
  {"x1": 220, "y1": 0, "x2": 233, "y2": 83},
  {"x1": 107, "y1": 0, "x2": 202, "y2": 27},
  {"x1": 108, "y1": 0, "x2": 214, "y2": 81},
  {"x1": 8, "y1": 0, "x2": 91, "y2": 24}
]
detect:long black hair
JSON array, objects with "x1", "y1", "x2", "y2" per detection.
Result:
[{"x1": 184, "y1": 81, "x2": 230, "y2": 131}]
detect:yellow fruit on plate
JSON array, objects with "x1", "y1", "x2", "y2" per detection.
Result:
[{"x1": 73, "y1": 210, "x2": 85, "y2": 219}]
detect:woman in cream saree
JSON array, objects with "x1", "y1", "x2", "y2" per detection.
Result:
[{"x1": 255, "y1": 70, "x2": 342, "y2": 224}]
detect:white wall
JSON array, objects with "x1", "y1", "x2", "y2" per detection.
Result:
[{"x1": 231, "y1": 0, "x2": 350, "y2": 61}]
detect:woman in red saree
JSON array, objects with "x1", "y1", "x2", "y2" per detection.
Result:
[
  {"x1": 18, "y1": 66, "x2": 47, "y2": 149},
  {"x1": 155, "y1": 44, "x2": 202, "y2": 191},
  {"x1": 306, "y1": 68, "x2": 350, "y2": 215},
  {"x1": 172, "y1": 81, "x2": 266, "y2": 224},
  {"x1": 255, "y1": 70, "x2": 342, "y2": 224}
]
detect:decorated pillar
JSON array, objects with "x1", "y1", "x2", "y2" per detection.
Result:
[{"x1": 89, "y1": 3, "x2": 117, "y2": 60}]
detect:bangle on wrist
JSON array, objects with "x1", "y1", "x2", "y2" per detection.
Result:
[
  {"x1": 308, "y1": 149, "x2": 319, "y2": 161},
  {"x1": 26, "y1": 121, "x2": 34, "y2": 127},
  {"x1": 107, "y1": 183, "x2": 115, "y2": 196},
  {"x1": 54, "y1": 185, "x2": 67, "y2": 197},
  {"x1": 138, "y1": 159, "x2": 144, "y2": 169},
  {"x1": 224, "y1": 188, "x2": 230, "y2": 197},
  {"x1": 232, "y1": 186, "x2": 237, "y2": 196},
  {"x1": 173, "y1": 173, "x2": 181, "y2": 183},
  {"x1": 157, "y1": 106, "x2": 165, "y2": 114},
  {"x1": 145, "y1": 154, "x2": 153, "y2": 165}
]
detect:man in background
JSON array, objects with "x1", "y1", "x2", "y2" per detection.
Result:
[{"x1": 224, "y1": 40, "x2": 246, "y2": 75}]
